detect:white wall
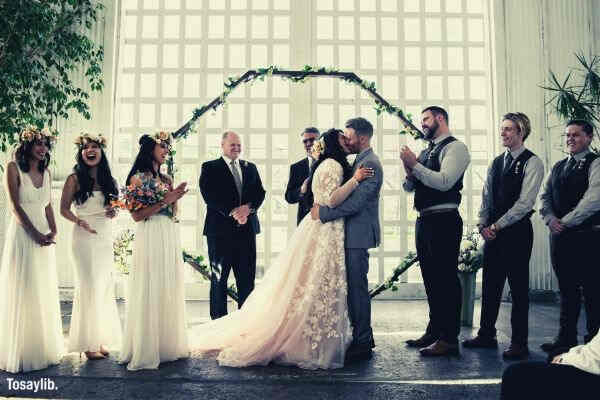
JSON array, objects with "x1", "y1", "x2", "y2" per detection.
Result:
[{"x1": 490, "y1": 0, "x2": 598, "y2": 291}]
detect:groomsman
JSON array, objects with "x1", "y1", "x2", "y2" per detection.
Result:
[
  {"x1": 401, "y1": 106, "x2": 470, "y2": 356},
  {"x1": 462, "y1": 112, "x2": 545, "y2": 360},
  {"x1": 200, "y1": 131, "x2": 266, "y2": 319},
  {"x1": 539, "y1": 120, "x2": 600, "y2": 354},
  {"x1": 285, "y1": 127, "x2": 320, "y2": 225}
]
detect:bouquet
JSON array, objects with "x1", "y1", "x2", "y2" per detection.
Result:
[
  {"x1": 457, "y1": 227, "x2": 484, "y2": 273},
  {"x1": 111, "y1": 174, "x2": 178, "y2": 221}
]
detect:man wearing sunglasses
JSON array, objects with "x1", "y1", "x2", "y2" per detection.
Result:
[{"x1": 285, "y1": 127, "x2": 320, "y2": 225}]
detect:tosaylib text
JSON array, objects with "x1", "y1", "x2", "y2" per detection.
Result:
[{"x1": 6, "y1": 377, "x2": 57, "y2": 392}]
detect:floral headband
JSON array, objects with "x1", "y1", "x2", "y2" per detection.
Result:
[
  {"x1": 74, "y1": 133, "x2": 107, "y2": 148},
  {"x1": 311, "y1": 138, "x2": 326, "y2": 158},
  {"x1": 19, "y1": 126, "x2": 58, "y2": 144},
  {"x1": 153, "y1": 131, "x2": 172, "y2": 144}
]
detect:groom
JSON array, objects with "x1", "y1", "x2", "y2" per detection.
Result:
[{"x1": 311, "y1": 117, "x2": 383, "y2": 362}]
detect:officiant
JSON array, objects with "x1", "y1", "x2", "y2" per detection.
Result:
[
  {"x1": 285, "y1": 127, "x2": 320, "y2": 225},
  {"x1": 199, "y1": 131, "x2": 266, "y2": 319}
]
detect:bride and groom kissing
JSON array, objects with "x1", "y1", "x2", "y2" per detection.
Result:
[{"x1": 193, "y1": 117, "x2": 383, "y2": 369}]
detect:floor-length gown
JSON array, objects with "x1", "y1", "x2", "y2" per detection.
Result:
[
  {"x1": 191, "y1": 158, "x2": 353, "y2": 369},
  {"x1": 0, "y1": 166, "x2": 64, "y2": 373},
  {"x1": 119, "y1": 174, "x2": 189, "y2": 370},
  {"x1": 68, "y1": 191, "x2": 122, "y2": 353}
]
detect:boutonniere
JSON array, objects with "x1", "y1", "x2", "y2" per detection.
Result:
[
  {"x1": 241, "y1": 160, "x2": 248, "y2": 167},
  {"x1": 577, "y1": 159, "x2": 585, "y2": 170},
  {"x1": 514, "y1": 161, "x2": 521, "y2": 175}
]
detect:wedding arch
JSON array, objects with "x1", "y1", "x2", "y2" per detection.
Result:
[{"x1": 116, "y1": 65, "x2": 425, "y2": 301}]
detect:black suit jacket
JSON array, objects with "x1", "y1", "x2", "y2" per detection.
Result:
[
  {"x1": 285, "y1": 158, "x2": 312, "y2": 225},
  {"x1": 200, "y1": 158, "x2": 266, "y2": 237}
]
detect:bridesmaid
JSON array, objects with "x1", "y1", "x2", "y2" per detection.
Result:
[
  {"x1": 119, "y1": 132, "x2": 189, "y2": 370},
  {"x1": 0, "y1": 126, "x2": 63, "y2": 373},
  {"x1": 60, "y1": 133, "x2": 121, "y2": 360}
]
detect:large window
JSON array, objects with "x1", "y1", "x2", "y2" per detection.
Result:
[{"x1": 116, "y1": 0, "x2": 490, "y2": 288}]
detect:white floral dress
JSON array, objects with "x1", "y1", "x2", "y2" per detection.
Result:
[{"x1": 191, "y1": 158, "x2": 353, "y2": 369}]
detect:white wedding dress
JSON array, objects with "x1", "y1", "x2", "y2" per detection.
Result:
[
  {"x1": 68, "y1": 191, "x2": 122, "y2": 353},
  {"x1": 191, "y1": 158, "x2": 354, "y2": 369},
  {"x1": 0, "y1": 166, "x2": 64, "y2": 373},
  {"x1": 119, "y1": 174, "x2": 189, "y2": 370}
]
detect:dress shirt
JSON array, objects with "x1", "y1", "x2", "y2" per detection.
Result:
[
  {"x1": 478, "y1": 145, "x2": 545, "y2": 229},
  {"x1": 539, "y1": 149, "x2": 600, "y2": 228},
  {"x1": 402, "y1": 133, "x2": 471, "y2": 212},
  {"x1": 222, "y1": 155, "x2": 243, "y2": 185}
]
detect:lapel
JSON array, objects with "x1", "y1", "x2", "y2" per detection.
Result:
[
  {"x1": 302, "y1": 158, "x2": 310, "y2": 177},
  {"x1": 353, "y1": 148, "x2": 373, "y2": 170},
  {"x1": 218, "y1": 157, "x2": 241, "y2": 202},
  {"x1": 240, "y1": 159, "x2": 248, "y2": 195}
]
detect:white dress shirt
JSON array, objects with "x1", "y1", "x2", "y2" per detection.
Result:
[{"x1": 222, "y1": 155, "x2": 243, "y2": 185}]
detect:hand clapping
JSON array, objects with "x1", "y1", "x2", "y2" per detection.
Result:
[
  {"x1": 400, "y1": 146, "x2": 418, "y2": 169},
  {"x1": 164, "y1": 182, "x2": 188, "y2": 205}
]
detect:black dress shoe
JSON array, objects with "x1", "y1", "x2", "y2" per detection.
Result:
[
  {"x1": 502, "y1": 343, "x2": 529, "y2": 360},
  {"x1": 344, "y1": 344, "x2": 373, "y2": 363},
  {"x1": 540, "y1": 338, "x2": 577, "y2": 353},
  {"x1": 406, "y1": 333, "x2": 437, "y2": 348},
  {"x1": 462, "y1": 335, "x2": 498, "y2": 349}
]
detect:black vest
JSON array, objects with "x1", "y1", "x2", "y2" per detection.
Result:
[
  {"x1": 550, "y1": 152, "x2": 600, "y2": 228},
  {"x1": 490, "y1": 149, "x2": 535, "y2": 223},
  {"x1": 414, "y1": 136, "x2": 464, "y2": 211}
]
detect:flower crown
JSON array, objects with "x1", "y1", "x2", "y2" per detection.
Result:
[
  {"x1": 311, "y1": 139, "x2": 326, "y2": 158},
  {"x1": 153, "y1": 131, "x2": 172, "y2": 144},
  {"x1": 74, "y1": 133, "x2": 107, "y2": 148},
  {"x1": 19, "y1": 126, "x2": 58, "y2": 144}
]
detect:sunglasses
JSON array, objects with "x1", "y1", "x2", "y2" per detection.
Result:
[{"x1": 302, "y1": 138, "x2": 316, "y2": 144}]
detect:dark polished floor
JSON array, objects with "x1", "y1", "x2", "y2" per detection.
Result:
[{"x1": 0, "y1": 299, "x2": 582, "y2": 400}]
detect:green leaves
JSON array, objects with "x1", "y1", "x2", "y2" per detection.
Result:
[
  {"x1": 542, "y1": 53, "x2": 600, "y2": 152},
  {"x1": 0, "y1": 0, "x2": 104, "y2": 147}
]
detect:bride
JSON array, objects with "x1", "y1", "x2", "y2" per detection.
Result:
[{"x1": 192, "y1": 128, "x2": 373, "y2": 369}]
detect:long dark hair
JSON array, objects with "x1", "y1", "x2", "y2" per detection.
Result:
[
  {"x1": 15, "y1": 138, "x2": 52, "y2": 173},
  {"x1": 72, "y1": 144, "x2": 118, "y2": 206},
  {"x1": 126, "y1": 134, "x2": 168, "y2": 185},
  {"x1": 305, "y1": 129, "x2": 353, "y2": 205}
]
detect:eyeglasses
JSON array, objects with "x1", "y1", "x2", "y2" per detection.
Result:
[{"x1": 302, "y1": 138, "x2": 316, "y2": 144}]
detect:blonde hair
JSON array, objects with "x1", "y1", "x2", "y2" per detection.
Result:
[{"x1": 502, "y1": 112, "x2": 531, "y2": 141}]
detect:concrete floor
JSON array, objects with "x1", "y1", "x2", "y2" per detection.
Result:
[{"x1": 0, "y1": 299, "x2": 583, "y2": 400}]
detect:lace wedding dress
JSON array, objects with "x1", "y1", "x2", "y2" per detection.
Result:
[
  {"x1": 191, "y1": 158, "x2": 355, "y2": 369},
  {"x1": 0, "y1": 166, "x2": 63, "y2": 373},
  {"x1": 68, "y1": 191, "x2": 122, "y2": 354}
]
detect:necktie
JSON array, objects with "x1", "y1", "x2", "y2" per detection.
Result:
[
  {"x1": 503, "y1": 153, "x2": 513, "y2": 174},
  {"x1": 230, "y1": 160, "x2": 242, "y2": 201},
  {"x1": 565, "y1": 157, "x2": 577, "y2": 173}
]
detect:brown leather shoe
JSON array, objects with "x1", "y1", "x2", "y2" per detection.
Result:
[
  {"x1": 419, "y1": 340, "x2": 459, "y2": 357},
  {"x1": 502, "y1": 343, "x2": 529, "y2": 360}
]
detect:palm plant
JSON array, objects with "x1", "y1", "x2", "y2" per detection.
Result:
[{"x1": 541, "y1": 53, "x2": 600, "y2": 153}]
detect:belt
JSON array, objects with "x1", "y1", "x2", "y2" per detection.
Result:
[{"x1": 418, "y1": 208, "x2": 458, "y2": 218}]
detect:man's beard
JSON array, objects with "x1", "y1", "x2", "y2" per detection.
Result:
[{"x1": 424, "y1": 121, "x2": 439, "y2": 140}]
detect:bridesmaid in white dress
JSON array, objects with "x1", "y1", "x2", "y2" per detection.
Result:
[
  {"x1": 60, "y1": 133, "x2": 121, "y2": 360},
  {"x1": 0, "y1": 127, "x2": 63, "y2": 373},
  {"x1": 119, "y1": 133, "x2": 189, "y2": 370}
]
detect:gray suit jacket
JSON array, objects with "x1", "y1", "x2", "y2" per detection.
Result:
[{"x1": 319, "y1": 148, "x2": 383, "y2": 249}]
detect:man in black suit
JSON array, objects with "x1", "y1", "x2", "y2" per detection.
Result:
[
  {"x1": 285, "y1": 127, "x2": 319, "y2": 225},
  {"x1": 200, "y1": 131, "x2": 266, "y2": 319}
]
